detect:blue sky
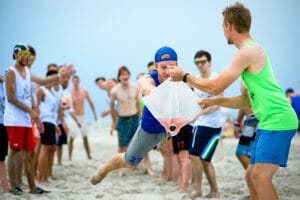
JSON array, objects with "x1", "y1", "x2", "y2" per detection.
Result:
[{"x1": 1, "y1": 0, "x2": 300, "y2": 118}]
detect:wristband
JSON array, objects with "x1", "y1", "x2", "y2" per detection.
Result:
[
  {"x1": 233, "y1": 121, "x2": 241, "y2": 127},
  {"x1": 183, "y1": 73, "x2": 190, "y2": 83}
]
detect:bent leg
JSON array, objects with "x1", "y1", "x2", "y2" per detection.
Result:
[
  {"x1": 90, "y1": 152, "x2": 130, "y2": 184},
  {"x1": 251, "y1": 163, "x2": 279, "y2": 200}
]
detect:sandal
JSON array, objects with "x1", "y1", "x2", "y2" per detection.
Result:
[
  {"x1": 30, "y1": 187, "x2": 50, "y2": 194},
  {"x1": 9, "y1": 187, "x2": 23, "y2": 195}
]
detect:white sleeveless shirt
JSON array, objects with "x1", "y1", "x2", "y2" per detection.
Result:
[
  {"x1": 0, "y1": 82, "x2": 5, "y2": 124},
  {"x1": 193, "y1": 72, "x2": 222, "y2": 128},
  {"x1": 51, "y1": 85, "x2": 63, "y2": 124},
  {"x1": 39, "y1": 86, "x2": 57, "y2": 125},
  {"x1": 4, "y1": 66, "x2": 32, "y2": 127}
]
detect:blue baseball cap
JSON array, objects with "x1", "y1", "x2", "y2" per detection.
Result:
[{"x1": 154, "y1": 46, "x2": 177, "y2": 63}]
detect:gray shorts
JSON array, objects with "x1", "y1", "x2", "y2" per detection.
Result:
[{"x1": 124, "y1": 125, "x2": 167, "y2": 166}]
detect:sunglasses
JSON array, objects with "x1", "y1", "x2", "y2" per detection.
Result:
[
  {"x1": 17, "y1": 51, "x2": 31, "y2": 58},
  {"x1": 194, "y1": 60, "x2": 208, "y2": 66}
]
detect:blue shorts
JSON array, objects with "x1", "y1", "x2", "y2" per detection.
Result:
[
  {"x1": 117, "y1": 114, "x2": 139, "y2": 147},
  {"x1": 236, "y1": 115, "x2": 258, "y2": 156},
  {"x1": 189, "y1": 126, "x2": 221, "y2": 162},
  {"x1": 250, "y1": 129, "x2": 296, "y2": 167}
]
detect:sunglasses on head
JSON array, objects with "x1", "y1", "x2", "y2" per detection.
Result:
[
  {"x1": 17, "y1": 51, "x2": 31, "y2": 58},
  {"x1": 194, "y1": 60, "x2": 208, "y2": 66}
]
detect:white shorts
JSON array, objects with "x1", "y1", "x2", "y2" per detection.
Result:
[{"x1": 66, "y1": 115, "x2": 89, "y2": 138}]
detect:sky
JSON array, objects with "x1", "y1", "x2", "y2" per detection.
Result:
[{"x1": 1, "y1": 0, "x2": 300, "y2": 119}]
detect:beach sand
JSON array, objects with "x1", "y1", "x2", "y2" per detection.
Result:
[{"x1": 1, "y1": 120, "x2": 300, "y2": 200}]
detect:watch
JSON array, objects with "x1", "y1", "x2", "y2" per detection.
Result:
[{"x1": 183, "y1": 73, "x2": 190, "y2": 83}]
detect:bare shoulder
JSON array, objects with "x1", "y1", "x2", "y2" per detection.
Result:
[
  {"x1": 137, "y1": 74, "x2": 154, "y2": 86},
  {"x1": 239, "y1": 45, "x2": 264, "y2": 63},
  {"x1": 110, "y1": 83, "x2": 120, "y2": 94},
  {"x1": 239, "y1": 45, "x2": 265, "y2": 72},
  {"x1": 5, "y1": 69, "x2": 15, "y2": 81}
]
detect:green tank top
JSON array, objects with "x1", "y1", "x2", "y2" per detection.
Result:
[{"x1": 241, "y1": 40, "x2": 298, "y2": 130}]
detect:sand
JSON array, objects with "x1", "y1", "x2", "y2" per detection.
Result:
[{"x1": 1, "y1": 120, "x2": 300, "y2": 200}]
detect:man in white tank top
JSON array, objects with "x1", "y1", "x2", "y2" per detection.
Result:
[
  {"x1": 189, "y1": 50, "x2": 223, "y2": 198},
  {"x1": 4, "y1": 44, "x2": 45, "y2": 195}
]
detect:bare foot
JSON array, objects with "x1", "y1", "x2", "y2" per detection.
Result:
[
  {"x1": 157, "y1": 175, "x2": 171, "y2": 182},
  {"x1": 145, "y1": 168, "x2": 154, "y2": 176},
  {"x1": 204, "y1": 192, "x2": 220, "y2": 198},
  {"x1": 190, "y1": 190, "x2": 202, "y2": 199},
  {"x1": 90, "y1": 166, "x2": 107, "y2": 185}
]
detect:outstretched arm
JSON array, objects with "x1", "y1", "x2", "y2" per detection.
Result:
[
  {"x1": 31, "y1": 64, "x2": 75, "y2": 86},
  {"x1": 199, "y1": 86, "x2": 250, "y2": 109},
  {"x1": 171, "y1": 47, "x2": 254, "y2": 95},
  {"x1": 137, "y1": 74, "x2": 155, "y2": 96}
]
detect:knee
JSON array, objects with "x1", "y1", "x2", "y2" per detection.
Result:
[
  {"x1": 251, "y1": 168, "x2": 270, "y2": 184},
  {"x1": 245, "y1": 168, "x2": 252, "y2": 183}
]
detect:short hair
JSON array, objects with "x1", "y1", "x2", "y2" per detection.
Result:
[
  {"x1": 46, "y1": 70, "x2": 58, "y2": 77},
  {"x1": 222, "y1": 2, "x2": 251, "y2": 33},
  {"x1": 28, "y1": 45, "x2": 36, "y2": 56},
  {"x1": 117, "y1": 66, "x2": 130, "y2": 82},
  {"x1": 95, "y1": 77, "x2": 106, "y2": 84},
  {"x1": 147, "y1": 61, "x2": 155, "y2": 68},
  {"x1": 285, "y1": 88, "x2": 295, "y2": 95},
  {"x1": 110, "y1": 78, "x2": 118, "y2": 84},
  {"x1": 72, "y1": 75, "x2": 79, "y2": 80},
  {"x1": 194, "y1": 50, "x2": 211, "y2": 61},
  {"x1": 47, "y1": 63, "x2": 58, "y2": 71}
]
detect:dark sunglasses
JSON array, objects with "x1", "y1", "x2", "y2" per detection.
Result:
[{"x1": 194, "y1": 60, "x2": 208, "y2": 66}]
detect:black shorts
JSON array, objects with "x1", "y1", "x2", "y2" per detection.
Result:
[
  {"x1": 172, "y1": 125, "x2": 193, "y2": 154},
  {"x1": 56, "y1": 124, "x2": 67, "y2": 146},
  {"x1": 0, "y1": 124, "x2": 8, "y2": 161},
  {"x1": 41, "y1": 122, "x2": 56, "y2": 145},
  {"x1": 189, "y1": 126, "x2": 221, "y2": 162}
]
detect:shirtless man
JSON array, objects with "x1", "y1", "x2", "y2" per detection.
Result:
[
  {"x1": 170, "y1": 3, "x2": 297, "y2": 199},
  {"x1": 69, "y1": 75, "x2": 97, "y2": 160},
  {"x1": 110, "y1": 66, "x2": 141, "y2": 154}
]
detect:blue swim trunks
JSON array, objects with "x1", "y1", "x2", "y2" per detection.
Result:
[
  {"x1": 117, "y1": 114, "x2": 139, "y2": 147},
  {"x1": 250, "y1": 129, "x2": 296, "y2": 167}
]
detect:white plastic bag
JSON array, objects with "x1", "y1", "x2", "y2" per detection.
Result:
[{"x1": 143, "y1": 79, "x2": 202, "y2": 136}]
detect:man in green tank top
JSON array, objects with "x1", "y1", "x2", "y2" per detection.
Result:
[{"x1": 170, "y1": 2, "x2": 297, "y2": 200}]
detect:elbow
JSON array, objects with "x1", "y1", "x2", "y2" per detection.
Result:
[
  {"x1": 210, "y1": 87, "x2": 223, "y2": 96},
  {"x1": 7, "y1": 96, "x2": 14, "y2": 103}
]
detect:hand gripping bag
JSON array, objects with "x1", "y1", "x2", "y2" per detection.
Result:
[{"x1": 143, "y1": 79, "x2": 202, "y2": 136}]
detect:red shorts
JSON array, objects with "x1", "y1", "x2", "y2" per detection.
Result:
[{"x1": 6, "y1": 126, "x2": 36, "y2": 151}]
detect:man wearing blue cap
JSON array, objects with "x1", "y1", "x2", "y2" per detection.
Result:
[{"x1": 90, "y1": 46, "x2": 178, "y2": 185}]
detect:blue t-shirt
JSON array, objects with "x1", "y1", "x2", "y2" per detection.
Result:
[
  {"x1": 291, "y1": 95, "x2": 300, "y2": 119},
  {"x1": 141, "y1": 71, "x2": 166, "y2": 133}
]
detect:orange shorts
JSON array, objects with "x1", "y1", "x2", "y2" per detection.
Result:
[{"x1": 6, "y1": 126, "x2": 36, "y2": 151}]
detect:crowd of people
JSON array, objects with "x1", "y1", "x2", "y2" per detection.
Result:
[{"x1": 1, "y1": 2, "x2": 300, "y2": 200}]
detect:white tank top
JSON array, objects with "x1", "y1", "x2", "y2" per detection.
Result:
[
  {"x1": 4, "y1": 66, "x2": 32, "y2": 127},
  {"x1": 193, "y1": 72, "x2": 222, "y2": 128},
  {"x1": 39, "y1": 86, "x2": 57, "y2": 125},
  {"x1": 51, "y1": 85, "x2": 63, "y2": 124},
  {"x1": 0, "y1": 82, "x2": 5, "y2": 124}
]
